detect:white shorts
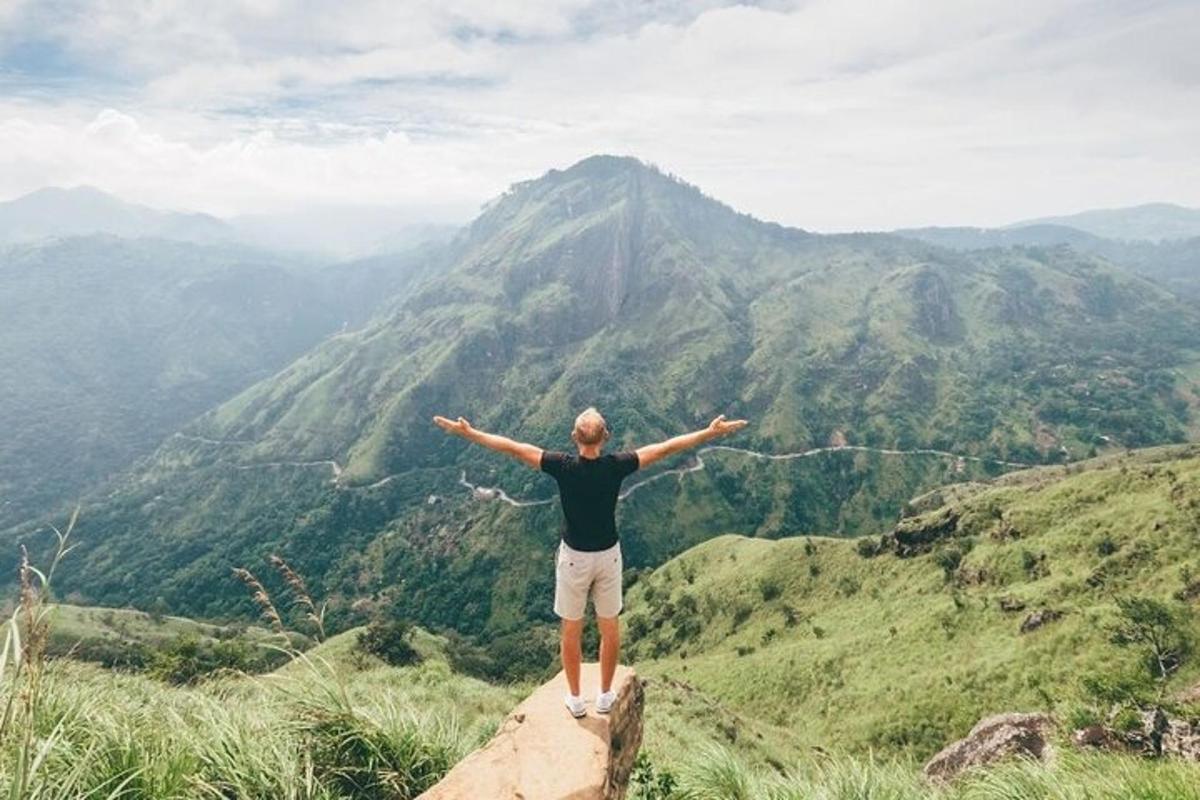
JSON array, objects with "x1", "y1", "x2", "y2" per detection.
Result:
[{"x1": 554, "y1": 540, "x2": 623, "y2": 620}]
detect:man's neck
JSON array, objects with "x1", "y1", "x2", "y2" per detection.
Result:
[{"x1": 576, "y1": 445, "x2": 603, "y2": 459}]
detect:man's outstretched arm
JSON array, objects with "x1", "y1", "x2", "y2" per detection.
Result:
[
  {"x1": 635, "y1": 414, "x2": 748, "y2": 469},
  {"x1": 432, "y1": 415, "x2": 543, "y2": 470}
]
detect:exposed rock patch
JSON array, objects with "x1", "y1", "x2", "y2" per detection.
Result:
[
  {"x1": 1019, "y1": 608, "x2": 1063, "y2": 634},
  {"x1": 998, "y1": 596, "x2": 1026, "y2": 613},
  {"x1": 419, "y1": 663, "x2": 644, "y2": 800},
  {"x1": 884, "y1": 506, "x2": 960, "y2": 557},
  {"x1": 1073, "y1": 707, "x2": 1200, "y2": 762},
  {"x1": 924, "y1": 712, "x2": 1056, "y2": 784}
]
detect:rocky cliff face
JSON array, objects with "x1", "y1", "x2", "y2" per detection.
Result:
[{"x1": 419, "y1": 663, "x2": 644, "y2": 800}]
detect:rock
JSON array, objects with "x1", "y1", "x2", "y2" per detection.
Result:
[
  {"x1": 998, "y1": 596, "x2": 1026, "y2": 613},
  {"x1": 924, "y1": 712, "x2": 1056, "y2": 784},
  {"x1": 1019, "y1": 608, "x2": 1063, "y2": 634},
  {"x1": 1162, "y1": 718, "x2": 1200, "y2": 761},
  {"x1": 884, "y1": 506, "x2": 960, "y2": 557},
  {"x1": 1126, "y1": 707, "x2": 1169, "y2": 756},
  {"x1": 418, "y1": 663, "x2": 644, "y2": 800},
  {"x1": 1072, "y1": 724, "x2": 1123, "y2": 750}
]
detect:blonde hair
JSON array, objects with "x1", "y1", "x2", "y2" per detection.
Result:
[{"x1": 572, "y1": 406, "x2": 609, "y2": 446}]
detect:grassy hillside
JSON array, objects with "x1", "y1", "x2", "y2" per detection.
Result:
[
  {"x1": 894, "y1": 225, "x2": 1200, "y2": 300},
  {"x1": 0, "y1": 625, "x2": 523, "y2": 798},
  {"x1": 17, "y1": 156, "x2": 1200, "y2": 642},
  {"x1": 625, "y1": 445, "x2": 1200, "y2": 764}
]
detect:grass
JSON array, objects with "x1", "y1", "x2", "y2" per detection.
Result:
[
  {"x1": 632, "y1": 746, "x2": 1200, "y2": 800},
  {"x1": 0, "y1": 518, "x2": 525, "y2": 798},
  {"x1": 0, "y1": 634, "x2": 524, "y2": 798},
  {"x1": 624, "y1": 446, "x2": 1200, "y2": 767}
]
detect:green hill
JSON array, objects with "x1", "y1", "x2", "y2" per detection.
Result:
[
  {"x1": 1011, "y1": 202, "x2": 1200, "y2": 243},
  {"x1": 11, "y1": 155, "x2": 1200, "y2": 642},
  {"x1": 0, "y1": 236, "x2": 344, "y2": 528},
  {"x1": 625, "y1": 444, "x2": 1200, "y2": 765},
  {"x1": 894, "y1": 225, "x2": 1200, "y2": 300}
]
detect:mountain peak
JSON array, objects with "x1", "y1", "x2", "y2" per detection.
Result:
[{"x1": 0, "y1": 185, "x2": 232, "y2": 246}]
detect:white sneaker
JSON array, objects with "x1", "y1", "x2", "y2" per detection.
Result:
[
  {"x1": 564, "y1": 694, "x2": 587, "y2": 718},
  {"x1": 595, "y1": 690, "x2": 617, "y2": 714}
]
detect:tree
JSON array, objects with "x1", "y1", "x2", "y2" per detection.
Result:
[{"x1": 1109, "y1": 596, "x2": 1193, "y2": 682}]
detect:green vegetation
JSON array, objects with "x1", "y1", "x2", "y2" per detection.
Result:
[
  {"x1": 623, "y1": 445, "x2": 1200, "y2": 766},
  {"x1": 5, "y1": 447, "x2": 1200, "y2": 795},
  {"x1": 0, "y1": 527, "x2": 522, "y2": 798},
  {"x1": 37, "y1": 604, "x2": 304, "y2": 676},
  {"x1": 11, "y1": 156, "x2": 1199, "y2": 650},
  {"x1": 0, "y1": 236, "x2": 341, "y2": 529},
  {"x1": 630, "y1": 747, "x2": 1200, "y2": 800}
]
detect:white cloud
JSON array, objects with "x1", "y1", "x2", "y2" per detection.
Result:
[{"x1": 0, "y1": 0, "x2": 1197, "y2": 229}]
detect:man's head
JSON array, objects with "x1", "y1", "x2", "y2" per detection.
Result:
[{"x1": 571, "y1": 406, "x2": 610, "y2": 448}]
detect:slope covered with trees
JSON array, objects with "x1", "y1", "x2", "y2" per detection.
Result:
[{"x1": 7, "y1": 156, "x2": 1199, "y2": 644}]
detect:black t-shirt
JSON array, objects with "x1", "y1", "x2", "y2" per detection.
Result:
[{"x1": 540, "y1": 450, "x2": 640, "y2": 551}]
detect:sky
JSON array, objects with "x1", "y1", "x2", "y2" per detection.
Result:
[{"x1": 0, "y1": 0, "x2": 1197, "y2": 231}]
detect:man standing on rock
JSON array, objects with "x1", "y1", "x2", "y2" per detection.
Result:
[{"x1": 433, "y1": 407, "x2": 747, "y2": 717}]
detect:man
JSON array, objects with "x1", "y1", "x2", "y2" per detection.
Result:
[{"x1": 432, "y1": 407, "x2": 748, "y2": 717}]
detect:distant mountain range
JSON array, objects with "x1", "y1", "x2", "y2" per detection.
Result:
[
  {"x1": 1008, "y1": 202, "x2": 1200, "y2": 242},
  {"x1": 7, "y1": 156, "x2": 1196, "y2": 639},
  {"x1": 892, "y1": 223, "x2": 1200, "y2": 299},
  {"x1": 0, "y1": 234, "x2": 446, "y2": 529},
  {"x1": 0, "y1": 186, "x2": 235, "y2": 246},
  {"x1": 0, "y1": 186, "x2": 460, "y2": 258}
]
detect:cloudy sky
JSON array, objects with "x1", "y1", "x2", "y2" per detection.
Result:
[{"x1": 1, "y1": 0, "x2": 1197, "y2": 230}]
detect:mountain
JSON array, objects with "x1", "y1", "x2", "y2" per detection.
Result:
[
  {"x1": 624, "y1": 444, "x2": 1200, "y2": 761},
  {"x1": 0, "y1": 186, "x2": 235, "y2": 245},
  {"x1": 1009, "y1": 202, "x2": 1200, "y2": 243},
  {"x1": 0, "y1": 236, "x2": 346, "y2": 528},
  {"x1": 893, "y1": 225, "x2": 1200, "y2": 299},
  {"x1": 7, "y1": 155, "x2": 1200, "y2": 640}
]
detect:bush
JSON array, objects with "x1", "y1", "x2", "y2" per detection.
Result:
[
  {"x1": 356, "y1": 618, "x2": 421, "y2": 667},
  {"x1": 934, "y1": 547, "x2": 963, "y2": 579},
  {"x1": 856, "y1": 537, "x2": 883, "y2": 558},
  {"x1": 629, "y1": 752, "x2": 678, "y2": 800},
  {"x1": 758, "y1": 577, "x2": 782, "y2": 602},
  {"x1": 148, "y1": 634, "x2": 261, "y2": 684}
]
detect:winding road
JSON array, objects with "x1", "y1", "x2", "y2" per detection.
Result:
[{"x1": 171, "y1": 432, "x2": 1032, "y2": 509}]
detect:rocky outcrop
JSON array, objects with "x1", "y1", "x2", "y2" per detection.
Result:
[
  {"x1": 884, "y1": 506, "x2": 960, "y2": 557},
  {"x1": 924, "y1": 712, "x2": 1056, "y2": 783},
  {"x1": 1019, "y1": 608, "x2": 1063, "y2": 634},
  {"x1": 1074, "y1": 707, "x2": 1200, "y2": 762},
  {"x1": 1162, "y1": 718, "x2": 1200, "y2": 761},
  {"x1": 419, "y1": 663, "x2": 644, "y2": 800}
]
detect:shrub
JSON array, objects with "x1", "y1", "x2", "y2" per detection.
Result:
[
  {"x1": 356, "y1": 618, "x2": 421, "y2": 668},
  {"x1": 758, "y1": 577, "x2": 783, "y2": 602},
  {"x1": 856, "y1": 537, "x2": 883, "y2": 558},
  {"x1": 731, "y1": 603, "x2": 753, "y2": 629},
  {"x1": 629, "y1": 752, "x2": 678, "y2": 800},
  {"x1": 148, "y1": 634, "x2": 260, "y2": 684},
  {"x1": 934, "y1": 547, "x2": 963, "y2": 579}
]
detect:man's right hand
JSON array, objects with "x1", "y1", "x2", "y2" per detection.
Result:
[{"x1": 433, "y1": 415, "x2": 474, "y2": 438}]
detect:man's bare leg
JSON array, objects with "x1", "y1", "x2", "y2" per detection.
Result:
[
  {"x1": 561, "y1": 617, "x2": 584, "y2": 696},
  {"x1": 597, "y1": 615, "x2": 619, "y2": 693}
]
